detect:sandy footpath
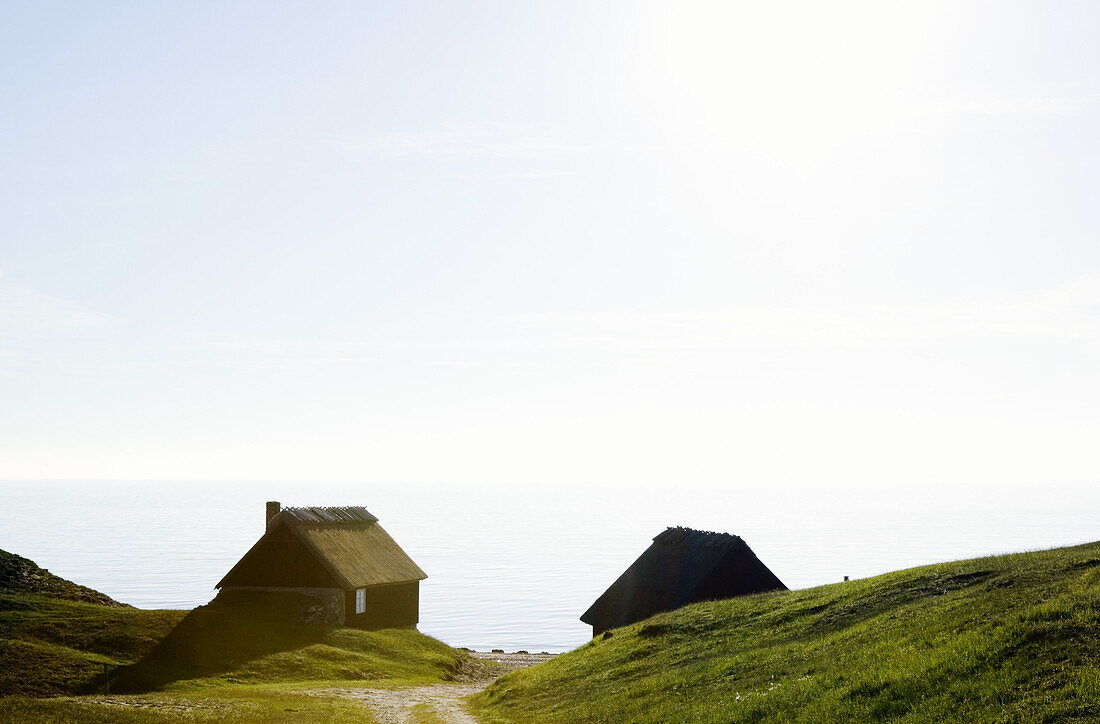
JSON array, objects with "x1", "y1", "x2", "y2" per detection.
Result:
[{"x1": 310, "y1": 651, "x2": 554, "y2": 723}]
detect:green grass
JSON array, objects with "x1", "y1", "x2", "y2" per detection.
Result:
[
  {"x1": 0, "y1": 685, "x2": 378, "y2": 723},
  {"x1": 0, "y1": 593, "x2": 186, "y2": 697},
  {"x1": 409, "y1": 701, "x2": 452, "y2": 724},
  {"x1": 0, "y1": 591, "x2": 485, "y2": 722},
  {"x1": 149, "y1": 627, "x2": 468, "y2": 689},
  {"x1": 0, "y1": 549, "x2": 127, "y2": 608},
  {"x1": 473, "y1": 541, "x2": 1100, "y2": 723},
  {"x1": 108, "y1": 590, "x2": 477, "y2": 692},
  {"x1": 10, "y1": 542, "x2": 1099, "y2": 722}
]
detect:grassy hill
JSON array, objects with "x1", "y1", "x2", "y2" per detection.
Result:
[
  {"x1": 0, "y1": 590, "x2": 476, "y2": 722},
  {"x1": 0, "y1": 549, "x2": 128, "y2": 608},
  {"x1": 473, "y1": 541, "x2": 1100, "y2": 723},
  {"x1": 0, "y1": 551, "x2": 485, "y2": 722},
  {"x1": 0, "y1": 593, "x2": 185, "y2": 698},
  {"x1": 108, "y1": 589, "x2": 479, "y2": 693}
]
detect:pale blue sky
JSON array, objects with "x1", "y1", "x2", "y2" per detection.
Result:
[{"x1": 3, "y1": 1, "x2": 1100, "y2": 487}]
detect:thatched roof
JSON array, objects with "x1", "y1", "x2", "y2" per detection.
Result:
[
  {"x1": 279, "y1": 506, "x2": 378, "y2": 524},
  {"x1": 217, "y1": 506, "x2": 426, "y2": 590},
  {"x1": 580, "y1": 526, "x2": 786, "y2": 635},
  {"x1": 292, "y1": 523, "x2": 426, "y2": 588}
]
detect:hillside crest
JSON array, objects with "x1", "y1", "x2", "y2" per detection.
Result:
[{"x1": 0, "y1": 549, "x2": 128, "y2": 608}]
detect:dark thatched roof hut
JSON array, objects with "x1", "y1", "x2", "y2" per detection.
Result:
[
  {"x1": 580, "y1": 527, "x2": 786, "y2": 636},
  {"x1": 217, "y1": 503, "x2": 426, "y2": 629}
]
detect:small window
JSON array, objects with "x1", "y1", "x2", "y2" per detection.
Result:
[{"x1": 355, "y1": 588, "x2": 366, "y2": 615}]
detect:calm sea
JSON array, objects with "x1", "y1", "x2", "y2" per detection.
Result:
[{"x1": 1, "y1": 480, "x2": 1096, "y2": 653}]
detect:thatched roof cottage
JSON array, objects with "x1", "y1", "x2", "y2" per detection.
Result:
[
  {"x1": 217, "y1": 502, "x2": 426, "y2": 629},
  {"x1": 580, "y1": 527, "x2": 786, "y2": 636}
]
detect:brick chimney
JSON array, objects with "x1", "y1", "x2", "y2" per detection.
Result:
[{"x1": 266, "y1": 501, "x2": 281, "y2": 529}]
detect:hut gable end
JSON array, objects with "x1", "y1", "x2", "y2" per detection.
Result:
[
  {"x1": 215, "y1": 521, "x2": 340, "y2": 589},
  {"x1": 580, "y1": 526, "x2": 787, "y2": 636}
]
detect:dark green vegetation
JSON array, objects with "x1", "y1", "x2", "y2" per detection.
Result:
[
  {"x1": 0, "y1": 551, "x2": 484, "y2": 722},
  {"x1": 0, "y1": 549, "x2": 126, "y2": 607},
  {"x1": 474, "y1": 541, "x2": 1100, "y2": 723},
  {"x1": 0, "y1": 592, "x2": 184, "y2": 697}
]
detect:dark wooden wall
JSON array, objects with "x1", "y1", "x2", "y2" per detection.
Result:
[
  {"x1": 693, "y1": 554, "x2": 787, "y2": 604},
  {"x1": 345, "y1": 581, "x2": 419, "y2": 629},
  {"x1": 584, "y1": 545, "x2": 786, "y2": 636},
  {"x1": 220, "y1": 524, "x2": 339, "y2": 588}
]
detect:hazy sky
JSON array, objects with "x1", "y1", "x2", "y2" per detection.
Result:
[{"x1": 3, "y1": 1, "x2": 1099, "y2": 487}]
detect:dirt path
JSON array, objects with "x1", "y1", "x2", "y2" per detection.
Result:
[
  {"x1": 310, "y1": 651, "x2": 553, "y2": 724},
  {"x1": 311, "y1": 682, "x2": 484, "y2": 723}
]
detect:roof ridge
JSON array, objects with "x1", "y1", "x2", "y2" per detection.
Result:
[
  {"x1": 282, "y1": 505, "x2": 368, "y2": 510},
  {"x1": 277, "y1": 505, "x2": 378, "y2": 525},
  {"x1": 653, "y1": 526, "x2": 747, "y2": 551}
]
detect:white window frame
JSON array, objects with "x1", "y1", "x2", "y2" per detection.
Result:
[{"x1": 355, "y1": 588, "x2": 366, "y2": 615}]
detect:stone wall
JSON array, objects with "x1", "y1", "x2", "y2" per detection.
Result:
[{"x1": 216, "y1": 586, "x2": 346, "y2": 627}]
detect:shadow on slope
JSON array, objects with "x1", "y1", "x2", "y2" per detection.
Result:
[{"x1": 109, "y1": 589, "x2": 334, "y2": 692}]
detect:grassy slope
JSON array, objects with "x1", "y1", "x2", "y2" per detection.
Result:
[
  {"x1": 0, "y1": 592, "x2": 483, "y2": 722},
  {"x1": 0, "y1": 549, "x2": 128, "y2": 608},
  {"x1": 474, "y1": 541, "x2": 1100, "y2": 723},
  {"x1": 0, "y1": 594, "x2": 185, "y2": 697},
  {"x1": 0, "y1": 687, "x2": 377, "y2": 724},
  {"x1": 130, "y1": 626, "x2": 475, "y2": 694}
]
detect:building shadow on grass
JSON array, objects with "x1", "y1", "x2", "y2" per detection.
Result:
[{"x1": 100, "y1": 590, "x2": 337, "y2": 693}]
